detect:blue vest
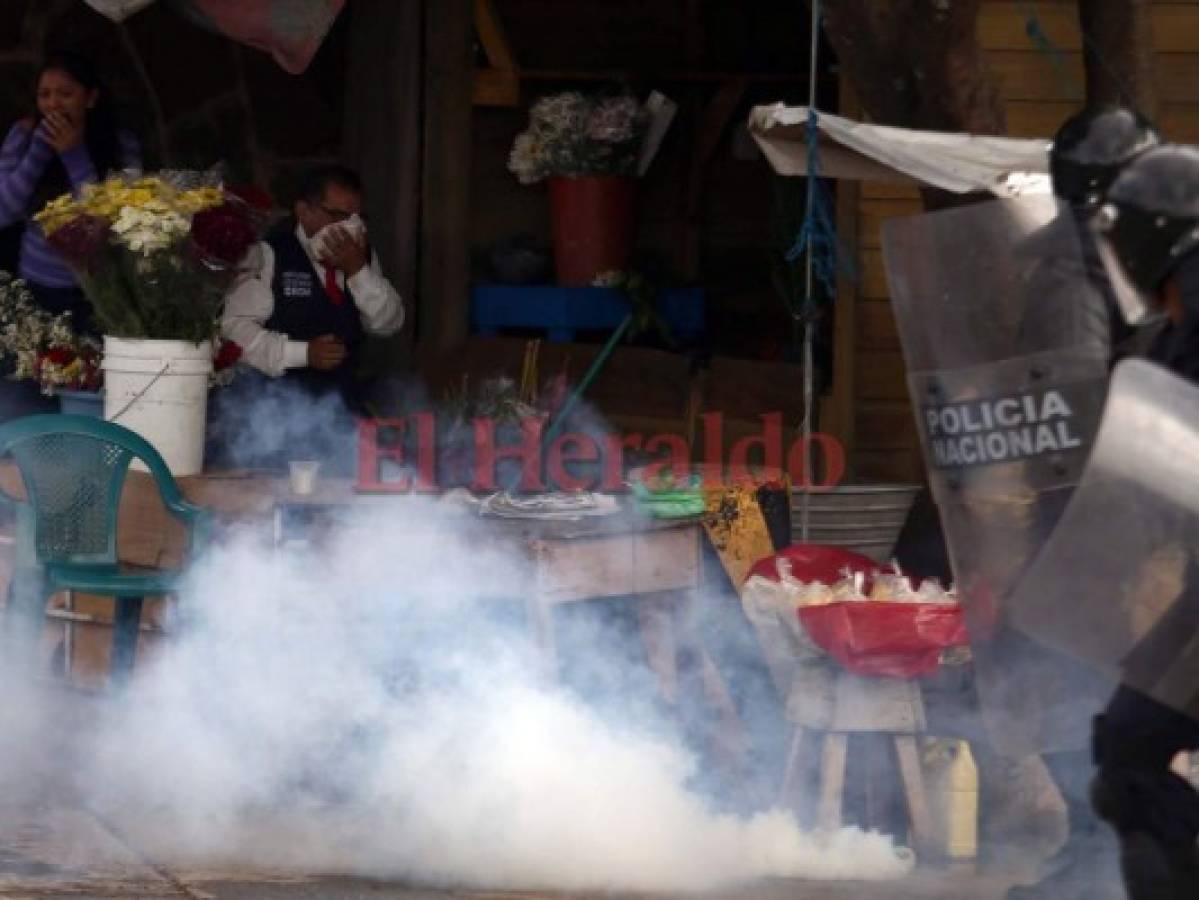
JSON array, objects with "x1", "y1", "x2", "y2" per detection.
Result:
[{"x1": 263, "y1": 222, "x2": 366, "y2": 404}]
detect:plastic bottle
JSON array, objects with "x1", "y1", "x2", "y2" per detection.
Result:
[{"x1": 942, "y1": 739, "x2": 979, "y2": 860}]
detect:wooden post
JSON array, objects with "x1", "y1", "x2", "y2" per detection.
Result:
[
  {"x1": 421, "y1": 0, "x2": 474, "y2": 358},
  {"x1": 677, "y1": 78, "x2": 747, "y2": 279},
  {"x1": 1078, "y1": 0, "x2": 1159, "y2": 120},
  {"x1": 343, "y1": 0, "x2": 424, "y2": 368}
]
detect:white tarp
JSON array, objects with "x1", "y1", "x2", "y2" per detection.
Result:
[
  {"x1": 80, "y1": 0, "x2": 346, "y2": 74},
  {"x1": 83, "y1": 0, "x2": 158, "y2": 21},
  {"x1": 748, "y1": 103, "x2": 1053, "y2": 196}
]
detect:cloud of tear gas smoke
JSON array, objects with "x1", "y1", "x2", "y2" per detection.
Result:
[
  {"x1": 207, "y1": 374, "x2": 360, "y2": 474},
  {"x1": 0, "y1": 363, "x2": 913, "y2": 890},
  {"x1": 27, "y1": 499, "x2": 912, "y2": 892}
]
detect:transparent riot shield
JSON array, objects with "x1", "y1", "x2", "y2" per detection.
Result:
[
  {"x1": 882, "y1": 195, "x2": 1117, "y2": 754},
  {"x1": 1008, "y1": 359, "x2": 1199, "y2": 721}
]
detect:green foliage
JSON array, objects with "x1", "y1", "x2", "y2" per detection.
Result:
[{"x1": 79, "y1": 238, "x2": 228, "y2": 344}]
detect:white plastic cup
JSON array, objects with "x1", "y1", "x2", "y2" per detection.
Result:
[{"x1": 289, "y1": 460, "x2": 320, "y2": 495}]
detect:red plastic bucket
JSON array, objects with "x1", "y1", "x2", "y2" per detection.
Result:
[{"x1": 547, "y1": 175, "x2": 636, "y2": 286}]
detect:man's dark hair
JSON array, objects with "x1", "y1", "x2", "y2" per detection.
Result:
[{"x1": 295, "y1": 164, "x2": 363, "y2": 205}]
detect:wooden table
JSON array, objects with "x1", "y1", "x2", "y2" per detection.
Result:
[
  {"x1": 275, "y1": 491, "x2": 742, "y2": 765},
  {"x1": 0, "y1": 468, "x2": 741, "y2": 751},
  {"x1": 478, "y1": 509, "x2": 706, "y2": 704},
  {"x1": 271, "y1": 482, "x2": 713, "y2": 707}
]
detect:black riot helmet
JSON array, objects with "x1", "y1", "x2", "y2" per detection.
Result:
[
  {"x1": 1091, "y1": 144, "x2": 1199, "y2": 325},
  {"x1": 1050, "y1": 106, "x2": 1161, "y2": 208}
]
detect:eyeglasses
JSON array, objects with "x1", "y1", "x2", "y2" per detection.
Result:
[{"x1": 318, "y1": 204, "x2": 358, "y2": 223}]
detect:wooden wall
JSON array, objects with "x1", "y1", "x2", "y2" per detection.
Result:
[
  {"x1": 468, "y1": 0, "x2": 831, "y2": 362},
  {"x1": 847, "y1": 0, "x2": 1199, "y2": 485}
]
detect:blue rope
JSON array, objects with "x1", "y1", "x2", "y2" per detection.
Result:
[
  {"x1": 1020, "y1": 3, "x2": 1083, "y2": 98},
  {"x1": 784, "y1": 107, "x2": 854, "y2": 318}
]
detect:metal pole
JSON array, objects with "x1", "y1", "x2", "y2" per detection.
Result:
[{"x1": 799, "y1": 0, "x2": 822, "y2": 541}]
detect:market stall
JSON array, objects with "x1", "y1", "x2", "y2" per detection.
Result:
[{"x1": 733, "y1": 100, "x2": 1050, "y2": 855}]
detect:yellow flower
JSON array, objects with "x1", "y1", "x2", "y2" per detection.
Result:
[
  {"x1": 175, "y1": 187, "x2": 225, "y2": 214},
  {"x1": 34, "y1": 174, "x2": 228, "y2": 237},
  {"x1": 122, "y1": 188, "x2": 158, "y2": 208},
  {"x1": 129, "y1": 176, "x2": 167, "y2": 192},
  {"x1": 33, "y1": 193, "x2": 85, "y2": 235}
]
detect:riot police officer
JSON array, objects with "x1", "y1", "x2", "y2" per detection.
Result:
[
  {"x1": 1017, "y1": 105, "x2": 1161, "y2": 364},
  {"x1": 1003, "y1": 107, "x2": 1162, "y2": 900},
  {"x1": 1085, "y1": 144, "x2": 1199, "y2": 899}
]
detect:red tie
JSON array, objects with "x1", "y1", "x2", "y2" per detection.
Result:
[{"x1": 323, "y1": 265, "x2": 345, "y2": 306}]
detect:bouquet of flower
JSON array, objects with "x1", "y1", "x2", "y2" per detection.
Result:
[
  {"x1": 34, "y1": 173, "x2": 262, "y2": 344},
  {"x1": 36, "y1": 327, "x2": 103, "y2": 395},
  {"x1": 508, "y1": 91, "x2": 650, "y2": 185},
  {"x1": 0, "y1": 270, "x2": 88, "y2": 390}
]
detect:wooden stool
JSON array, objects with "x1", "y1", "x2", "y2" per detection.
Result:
[{"x1": 779, "y1": 667, "x2": 933, "y2": 856}]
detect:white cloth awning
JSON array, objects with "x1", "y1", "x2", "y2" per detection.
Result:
[{"x1": 748, "y1": 104, "x2": 1053, "y2": 196}]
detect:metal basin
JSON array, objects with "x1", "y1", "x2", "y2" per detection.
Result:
[{"x1": 789, "y1": 483, "x2": 922, "y2": 563}]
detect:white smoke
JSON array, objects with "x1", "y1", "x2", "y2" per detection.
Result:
[{"x1": 15, "y1": 500, "x2": 914, "y2": 891}]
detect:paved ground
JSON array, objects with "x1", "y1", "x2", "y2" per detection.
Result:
[
  {"x1": 0, "y1": 687, "x2": 1044, "y2": 900},
  {"x1": 0, "y1": 873, "x2": 1021, "y2": 900},
  {"x1": 0, "y1": 801, "x2": 1029, "y2": 900},
  {"x1": 0, "y1": 632, "x2": 1072, "y2": 900}
]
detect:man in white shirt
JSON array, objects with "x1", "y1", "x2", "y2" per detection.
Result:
[
  {"x1": 221, "y1": 164, "x2": 404, "y2": 410},
  {"x1": 212, "y1": 165, "x2": 404, "y2": 472}
]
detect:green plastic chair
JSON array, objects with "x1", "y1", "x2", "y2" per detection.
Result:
[{"x1": 0, "y1": 414, "x2": 212, "y2": 684}]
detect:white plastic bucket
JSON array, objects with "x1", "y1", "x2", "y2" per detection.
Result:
[{"x1": 102, "y1": 337, "x2": 213, "y2": 476}]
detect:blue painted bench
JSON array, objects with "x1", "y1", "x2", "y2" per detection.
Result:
[{"x1": 471, "y1": 284, "x2": 706, "y2": 343}]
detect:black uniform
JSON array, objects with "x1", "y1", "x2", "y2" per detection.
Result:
[
  {"x1": 1091, "y1": 282, "x2": 1199, "y2": 899},
  {"x1": 1016, "y1": 209, "x2": 1158, "y2": 366}
]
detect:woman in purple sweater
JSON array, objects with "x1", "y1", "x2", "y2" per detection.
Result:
[{"x1": 0, "y1": 51, "x2": 141, "y2": 337}]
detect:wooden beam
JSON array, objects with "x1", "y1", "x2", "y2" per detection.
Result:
[
  {"x1": 678, "y1": 77, "x2": 748, "y2": 278},
  {"x1": 518, "y1": 69, "x2": 830, "y2": 84},
  {"x1": 474, "y1": 0, "x2": 516, "y2": 70},
  {"x1": 473, "y1": 67, "x2": 521, "y2": 107},
  {"x1": 421, "y1": 0, "x2": 474, "y2": 356},
  {"x1": 343, "y1": 0, "x2": 424, "y2": 370},
  {"x1": 683, "y1": 0, "x2": 706, "y2": 67},
  {"x1": 472, "y1": 0, "x2": 521, "y2": 107}
]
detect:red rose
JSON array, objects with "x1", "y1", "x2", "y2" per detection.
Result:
[
  {"x1": 192, "y1": 204, "x2": 258, "y2": 266},
  {"x1": 45, "y1": 214, "x2": 109, "y2": 269},
  {"x1": 214, "y1": 339, "x2": 242, "y2": 371}
]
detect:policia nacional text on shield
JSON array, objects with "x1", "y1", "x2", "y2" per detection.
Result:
[
  {"x1": 924, "y1": 385, "x2": 1089, "y2": 470},
  {"x1": 882, "y1": 194, "x2": 1117, "y2": 756}
]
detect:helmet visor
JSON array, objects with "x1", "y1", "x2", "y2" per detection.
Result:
[{"x1": 1092, "y1": 207, "x2": 1168, "y2": 327}]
